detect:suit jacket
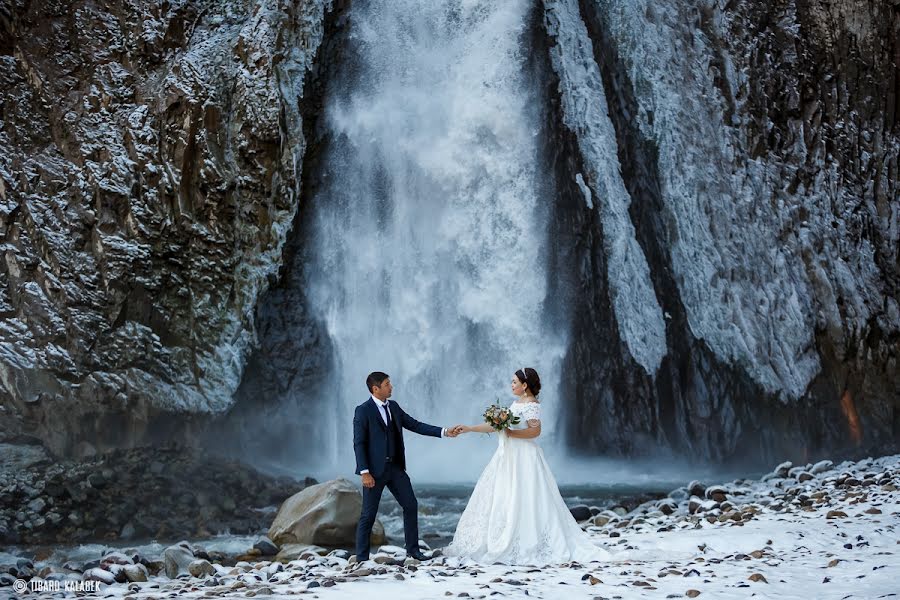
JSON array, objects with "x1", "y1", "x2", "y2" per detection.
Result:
[{"x1": 353, "y1": 397, "x2": 442, "y2": 478}]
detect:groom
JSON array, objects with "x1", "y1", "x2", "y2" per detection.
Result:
[{"x1": 354, "y1": 371, "x2": 462, "y2": 561}]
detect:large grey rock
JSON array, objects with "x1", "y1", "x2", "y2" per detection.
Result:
[
  {"x1": 163, "y1": 541, "x2": 195, "y2": 579},
  {"x1": 268, "y1": 479, "x2": 385, "y2": 547},
  {"x1": 121, "y1": 563, "x2": 148, "y2": 583},
  {"x1": 253, "y1": 536, "x2": 279, "y2": 556},
  {"x1": 811, "y1": 460, "x2": 834, "y2": 475},
  {"x1": 82, "y1": 568, "x2": 116, "y2": 584},
  {"x1": 568, "y1": 505, "x2": 592, "y2": 522},
  {"x1": 188, "y1": 559, "x2": 215, "y2": 579}
]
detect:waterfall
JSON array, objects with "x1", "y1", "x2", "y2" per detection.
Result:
[{"x1": 302, "y1": 0, "x2": 566, "y2": 481}]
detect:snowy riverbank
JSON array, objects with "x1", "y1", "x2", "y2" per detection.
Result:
[{"x1": 5, "y1": 454, "x2": 898, "y2": 599}]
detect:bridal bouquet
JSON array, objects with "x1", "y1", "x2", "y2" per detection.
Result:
[{"x1": 483, "y1": 403, "x2": 520, "y2": 432}]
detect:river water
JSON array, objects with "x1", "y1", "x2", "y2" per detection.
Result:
[{"x1": 2, "y1": 477, "x2": 697, "y2": 568}]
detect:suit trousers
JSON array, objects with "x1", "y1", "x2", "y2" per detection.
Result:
[{"x1": 355, "y1": 462, "x2": 419, "y2": 559}]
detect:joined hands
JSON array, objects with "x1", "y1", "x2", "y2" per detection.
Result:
[{"x1": 446, "y1": 425, "x2": 466, "y2": 437}]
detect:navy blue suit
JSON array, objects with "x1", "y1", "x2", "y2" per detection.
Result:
[{"x1": 353, "y1": 397, "x2": 442, "y2": 559}]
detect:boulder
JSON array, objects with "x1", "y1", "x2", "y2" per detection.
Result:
[
  {"x1": 121, "y1": 564, "x2": 148, "y2": 582},
  {"x1": 275, "y1": 544, "x2": 328, "y2": 561},
  {"x1": 668, "y1": 487, "x2": 689, "y2": 502},
  {"x1": 774, "y1": 461, "x2": 793, "y2": 477},
  {"x1": 163, "y1": 541, "x2": 195, "y2": 578},
  {"x1": 591, "y1": 513, "x2": 612, "y2": 527},
  {"x1": 688, "y1": 496, "x2": 704, "y2": 514},
  {"x1": 705, "y1": 486, "x2": 728, "y2": 502},
  {"x1": 188, "y1": 559, "x2": 215, "y2": 578},
  {"x1": 254, "y1": 537, "x2": 279, "y2": 556},
  {"x1": 569, "y1": 505, "x2": 592, "y2": 522},
  {"x1": 811, "y1": 460, "x2": 834, "y2": 474},
  {"x1": 657, "y1": 499, "x2": 678, "y2": 515},
  {"x1": 268, "y1": 479, "x2": 386, "y2": 547},
  {"x1": 787, "y1": 466, "x2": 807, "y2": 479},
  {"x1": 688, "y1": 481, "x2": 706, "y2": 498},
  {"x1": 99, "y1": 552, "x2": 132, "y2": 569},
  {"x1": 82, "y1": 568, "x2": 116, "y2": 584}
]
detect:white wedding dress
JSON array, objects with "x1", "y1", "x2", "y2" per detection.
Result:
[{"x1": 444, "y1": 400, "x2": 610, "y2": 565}]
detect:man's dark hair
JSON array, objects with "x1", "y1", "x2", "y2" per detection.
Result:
[{"x1": 366, "y1": 371, "x2": 390, "y2": 393}]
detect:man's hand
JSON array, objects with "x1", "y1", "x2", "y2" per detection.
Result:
[{"x1": 361, "y1": 473, "x2": 375, "y2": 488}]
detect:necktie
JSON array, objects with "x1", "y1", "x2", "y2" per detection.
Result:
[{"x1": 383, "y1": 403, "x2": 392, "y2": 427}]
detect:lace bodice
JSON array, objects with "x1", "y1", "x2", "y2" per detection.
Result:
[{"x1": 509, "y1": 400, "x2": 541, "y2": 425}]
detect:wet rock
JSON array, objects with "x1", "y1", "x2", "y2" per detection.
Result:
[
  {"x1": 811, "y1": 460, "x2": 834, "y2": 474},
  {"x1": 122, "y1": 563, "x2": 149, "y2": 582},
  {"x1": 163, "y1": 542, "x2": 195, "y2": 578},
  {"x1": 268, "y1": 479, "x2": 386, "y2": 547},
  {"x1": 100, "y1": 552, "x2": 132, "y2": 568},
  {"x1": 688, "y1": 496, "x2": 703, "y2": 514},
  {"x1": 657, "y1": 499, "x2": 677, "y2": 515},
  {"x1": 275, "y1": 544, "x2": 328, "y2": 561},
  {"x1": 188, "y1": 559, "x2": 215, "y2": 578},
  {"x1": 254, "y1": 537, "x2": 279, "y2": 556},
  {"x1": 83, "y1": 568, "x2": 116, "y2": 584},
  {"x1": 592, "y1": 514, "x2": 612, "y2": 526},
  {"x1": 788, "y1": 466, "x2": 808, "y2": 479},
  {"x1": 705, "y1": 486, "x2": 728, "y2": 502},
  {"x1": 774, "y1": 462, "x2": 793, "y2": 478},
  {"x1": 569, "y1": 505, "x2": 592, "y2": 521}
]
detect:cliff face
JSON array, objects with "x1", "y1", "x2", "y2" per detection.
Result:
[
  {"x1": 1, "y1": 0, "x2": 897, "y2": 466},
  {"x1": 546, "y1": 0, "x2": 899, "y2": 463},
  {"x1": 0, "y1": 0, "x2": 327, "y2": 456}
]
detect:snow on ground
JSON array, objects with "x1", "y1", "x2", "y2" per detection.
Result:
[{"x1": 10, "y1": 455, "x2": 899, "y2": 599}]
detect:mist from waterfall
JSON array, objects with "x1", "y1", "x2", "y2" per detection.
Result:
[{"x1": 301, "y1": 0, "x2": 567, "y2": 482}]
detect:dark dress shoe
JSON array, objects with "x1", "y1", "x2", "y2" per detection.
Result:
[{"x1": 407, "y1": 551, "x2": 431, "y2": 561}]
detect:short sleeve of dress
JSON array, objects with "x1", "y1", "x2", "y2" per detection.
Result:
[{"x1": 521, "y1": 402, "x2": 541, "y2": 422}]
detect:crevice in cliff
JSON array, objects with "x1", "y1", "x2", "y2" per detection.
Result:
[
  {"x1": 539, "y1": 3, "x2": 657, "y2": 458},
  {"x1": 199, "y1": 1, "x2": 353, "y2": 467}
]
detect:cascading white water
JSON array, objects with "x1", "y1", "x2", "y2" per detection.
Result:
[{"x1": 304, "y1": 0, "x2": 567, "y2": 482}]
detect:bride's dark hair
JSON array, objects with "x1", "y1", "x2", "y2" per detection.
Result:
[{"x1": 515, "y1": 368, "x2": 541, "y2": 398}]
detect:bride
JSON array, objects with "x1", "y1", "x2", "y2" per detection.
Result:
[{"x1": 444, "y1": 367, "x2": 610, "y2": 565}]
